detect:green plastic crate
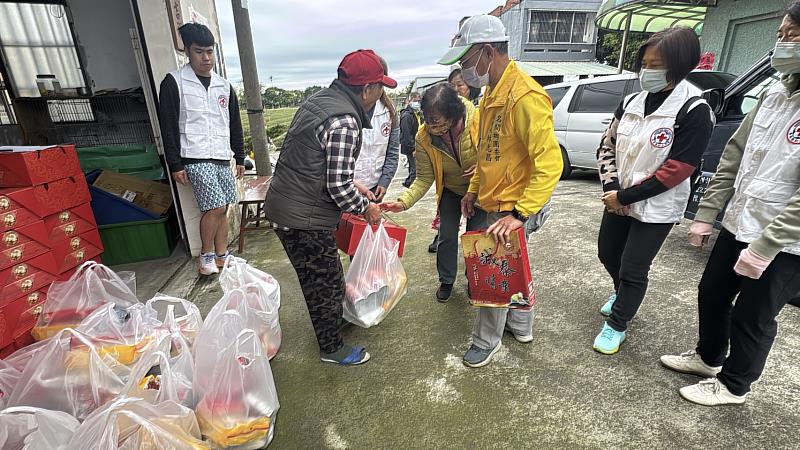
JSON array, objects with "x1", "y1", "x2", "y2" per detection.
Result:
[
  {"x1": 77, "y1": 144, "x2": 164, "y2": 180},
  {"x1": 98, "y1": 216, "x2": 178, "y2": 265}
]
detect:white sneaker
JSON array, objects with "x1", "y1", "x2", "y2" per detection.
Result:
[
  {"x1": 198, "y1": 253, "x2": 220, "y2": 276},
  {"x1": 660, "y1": 350, "x2": 721, "y2": 378},
  {"x1": 679, "y1": 378, "x2": 747, "y2": 406}
]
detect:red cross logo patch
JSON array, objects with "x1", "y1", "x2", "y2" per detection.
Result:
[
  {"x1": 786, "y1": 119, "x2": 800, "y2": 144},
  {"x1": 381, "y1": 122, "x2": 391, "y2": 137},
  {"x1": 650, "y1": 128, "x2": 674, "y2": 149},
  {"x1": 218, "y1": 95, "x2": 228, "y2": 108}
]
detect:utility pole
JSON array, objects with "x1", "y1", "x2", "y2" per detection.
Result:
[{"x1": 231, "y1": 0, "x2": 271, "y2": 175}]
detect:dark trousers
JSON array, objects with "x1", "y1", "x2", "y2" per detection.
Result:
[
  {"x1": 437, "y1": 188, "x2": 486, "y2": 284},
  {"x1": 696, "y1": 228, "x2": 800, "y2": 396},
  {"x1": 404, "y1": 152, "x2": 416, "y2": 186},
  {"x1": 597, "y1": 211, "x2": 673, "y2": 332},
  {"x1": 275, "y1": 228, "x2": 344, "y2": 354}
]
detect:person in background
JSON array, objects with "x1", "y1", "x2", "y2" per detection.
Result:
[
  {"x1": 594, "y1": 28, "x2": 714, "y2": 355},
  {"x1": 662, "y1": 3, "x2": 800, "y2": 406},
  {"x1": 354, "y1": 58, "x2": 400, "y2": 202},
  {"x1": 400, "y1": 92, "x2": 422, "y2": 188},
  {"x1": 382, "y1": 83, "x2": 484, "y2": 302},
  {"x1": 441, "y1": 15, "x2": 562, "y2": 368},
  {"x1": 264, "y1": 49, "x2": 395, "y2": 366},
  {"x1": 158, "y1": 23, "x2": 245, "y2": 276},
  {"x1": 448, "y1": 67, "x2": 481, "y2": 105}
]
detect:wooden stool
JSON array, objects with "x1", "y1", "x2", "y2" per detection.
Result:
[{"x1": 237, "y1": 175, "x2": 271, "y2": 254}]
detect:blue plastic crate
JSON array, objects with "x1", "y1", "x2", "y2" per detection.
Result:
[{"x1": 85, "y1": 170, "x2": 162, "y2": 225}]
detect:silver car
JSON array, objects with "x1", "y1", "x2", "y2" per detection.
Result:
[{"x1": 545, "y1": 70, "x2": 736, "y2": 179}]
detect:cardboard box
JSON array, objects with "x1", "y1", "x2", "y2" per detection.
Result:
[
  {"x1": 0, "y1": 176, "x2": 90, "y2": 219},
  {"x1": 0, "y1": 145, "x2": 81, "y2": 187},
  {"x1": 42, "y1": 203, "x2": 97, "y2": 243},
  {"x1": 336, "y1": 213, "x2": 407, "y2": 257},
  {"x1": 0, "y1": 290, "x2": 46, "y2": 349},
  {"x1": 49, "y1": 228, "x2": 103, "y2": 274},
  {"x1": 92, "y1": 171, "x2": 172, "y2": 216},
  {"x1": 0, "y1": 252, "x2": 56, "y2": 307},
  {"x1": 0, "y1": 221, "x2": 50, "y2": 271}
]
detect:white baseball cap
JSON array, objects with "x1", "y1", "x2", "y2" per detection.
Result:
[{"x1": 439, "y1": 14, "x2": 509, "y2": 65}]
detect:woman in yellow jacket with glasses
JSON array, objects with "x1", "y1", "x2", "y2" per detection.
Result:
[{"x1": 382, "y1": 82, "x2": 486, "y2": 302}]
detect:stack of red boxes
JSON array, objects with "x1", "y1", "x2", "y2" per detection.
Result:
[{"x1": 0, "y1": 145, "x2": 103, "y2": 357}]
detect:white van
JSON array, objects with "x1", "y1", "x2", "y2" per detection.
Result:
[{"x1": 545, "y1": 71, "x2": 736, "y2": 178}]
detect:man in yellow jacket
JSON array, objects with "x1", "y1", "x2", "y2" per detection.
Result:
[{"x1": 439, "y1": 14, "x2": 562, "y2": 368}]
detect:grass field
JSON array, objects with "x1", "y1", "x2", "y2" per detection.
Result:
[{"x1": 240, "y1": 107, "x2": 298, "y2": 150}]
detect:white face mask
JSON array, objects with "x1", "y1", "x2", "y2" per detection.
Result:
[
  {"x1": 410, "y1": 101, "x2": 421, "y2": 111},
  {"x1": 771, "y1": 42, "x2": 800, "y2": 74},
  {"x1": 462, "y1": 48, "x2": 491, "y2": 88},
  {"x1": 639, "y1": 68, "x2": 669, "y2": 93}
]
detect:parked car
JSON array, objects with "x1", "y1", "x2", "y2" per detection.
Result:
[{"x1": 546, "y1": 70, "x2": 737, "y2": 179}]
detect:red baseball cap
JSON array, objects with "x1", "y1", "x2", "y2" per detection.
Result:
[{"x1": 337, "y1": 49, "x2": 397, "y2": 88}]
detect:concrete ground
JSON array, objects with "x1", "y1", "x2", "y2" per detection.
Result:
[{"x1": 152, "y1": 169, "x2": 800, "y2": 449}]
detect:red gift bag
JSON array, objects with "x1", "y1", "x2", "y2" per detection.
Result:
[
  {"x1": 336, "y1": 213, "x2": 406, "y2": 257},
  {"x1": 461, "y1": 228, "x2": 535, "y2": 310}
]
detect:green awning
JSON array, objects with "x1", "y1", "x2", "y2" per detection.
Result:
[
  {"x1": 516, "y1": 61, "x2": 620, "y2": 77},
  {"x1": 596, "y1": 0, "x2": 716, "y2": 34}
]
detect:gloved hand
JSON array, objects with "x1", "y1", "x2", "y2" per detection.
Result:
[
  {"x1": 734, "y1": 247, "x2": 772, "y2": 279},
  {"x1": 688, "y1": 221, "x2": 714, "y2": 248}
]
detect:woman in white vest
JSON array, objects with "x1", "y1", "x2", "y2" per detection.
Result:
[
  {"x1": 662, "y1": 3, "x2": 800, "y2": 406},
  {"x1": 594, "y1": 28, "x2": 714, "y2": 355},
  {"x1": 354, "y1": 59, "x2": 399, "y2": 202}
]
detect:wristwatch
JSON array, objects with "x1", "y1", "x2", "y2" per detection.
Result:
[{"x1": 511, "y1": 208, "x2": 528, "y2": 222}]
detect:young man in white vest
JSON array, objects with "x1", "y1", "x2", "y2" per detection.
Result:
[
  {"x1": 662, "y1": 3, "x2": 800, "y2": 406},
  {"x1": 158, "y1": 23, "x2": 245, "y2": 276}
]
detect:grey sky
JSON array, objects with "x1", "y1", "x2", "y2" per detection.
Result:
[{"x1": 215, "y1": 1, "x2": 498, "y2": 90}]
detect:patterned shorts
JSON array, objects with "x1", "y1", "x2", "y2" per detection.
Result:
[{"x1": 184, "y1": 162, "x2": 238, "y2": 212}]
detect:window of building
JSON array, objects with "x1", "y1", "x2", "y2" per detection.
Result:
[
  {"x1": 0, "y1": 2, "x2": 87, "y2": 98},
  {"x1": 0, "y1": 72, "x2": 16, "y2": 124},
  {"x1": 528, "y1": 11, "x2": 596, "y2": 44},
  {"x1": 571, "y1": 80, "x2": 627, "y2": 113}
]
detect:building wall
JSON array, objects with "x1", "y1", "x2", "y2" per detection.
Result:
[
  {"x1": 502, "y1": 0, "x2": 603, "y2": 62},
  {"x1": 701, "y1": 0, "x2": 784, "y2": 75},
  {"x1": 69, "y1": 0, "x2": 141, "y2": 92}
]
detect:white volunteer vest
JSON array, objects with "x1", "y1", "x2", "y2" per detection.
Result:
[
  {"x1": 354, "y1": 99, "x2": 391, "y2": 188},
  {"x1": 722, "y1": 81, "x2": 800, "y2": 256},
  {"x1": 169, "y1": 64, "x2": 233, "y2": 161},
  {"x1": 616, "y1": 81, "x2": 708, "y2": 223}
]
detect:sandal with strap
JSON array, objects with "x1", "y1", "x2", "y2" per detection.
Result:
[{"x1": 320, "y1": 345, "x2": 371, "y2": 366}]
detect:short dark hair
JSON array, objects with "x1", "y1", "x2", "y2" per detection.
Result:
[
  {"x1": 787, "y1": 0, "x2": 800, "y2": 26},
  {"x1": 634, "y1": 27, "x2": 700, "y2": 85},
  {"x1": 490, "y1": 41, "x2": 508, "y2": 55},
  {"x1": 421, "y1": 82, "x2": 465, "y2": 122},
  {"x1": 178, "y1": 22, "x2": 215, "y2": 49},
  {"x1": 409, "y1": 91, "x2": 421, "y2": 101}
]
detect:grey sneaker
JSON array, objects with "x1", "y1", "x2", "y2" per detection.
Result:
[
  {"x1": 504, "y1": 325, "x2": 533, "y2": 343},
  {"x1": 462, "y1": 341, "x2": 502, "y2": 368}
]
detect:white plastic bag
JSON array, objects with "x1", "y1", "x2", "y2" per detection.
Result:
[
  {"x1": 76, "y1": 303, "x2": 158, "y2": 365},
  {"x1": 199, "y1": 282, "x2": 281, "y2": 359},
  {"x1": 219, "y1": 255, "x2": 281, "y2": 303},
  {"x1": 0, "y1": 360, "x2": 21, "y2": 410},
  {"x1": 123, "y1": 308, "x2": 195, "y2": 408},
  {"x1": 33, "y1": 262, "x2": 139, "y2": 341},
  {"x1": 344, "y1": 222, "x2": 408, "y2": 327},
  {"x1": 144, "y1": 294, "x2": 203, "y2": 346},
  {"x1": 7, "y1": 329, "x2": 130, "y2": 420},
  {"x1": 0, "y1": 406, "x2": 80, "y2": 450},
  {"x1": 65, "y1": 397, "x2": 208, "y2": 450},
  {"x1": 194, "y1": 311, "x2": 278, "y2": 449}
]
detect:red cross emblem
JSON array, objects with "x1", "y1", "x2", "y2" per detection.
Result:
[
  {"x1": 218, "y1": 95, "x2": 228, "y2": 108},
  {"x1": 786, "y1": 119, "x2": 800, "y2": 144},
  {"x1": 381, "y1": 122, "x2": 391, "y2": 137},
  {"x1": 650, "y1": 127, "x2": 674, "y2": 149}
]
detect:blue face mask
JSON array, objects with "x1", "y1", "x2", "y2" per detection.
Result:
[
  {"x1": 639, "y1": 69, "x2": 669, "y2": 93},
  {"x1": 410, "y1": 101, "x2": 421, "y2": 111}
]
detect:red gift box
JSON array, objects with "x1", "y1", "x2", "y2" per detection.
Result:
[
  {"x1": 0, "y1": 145, "x2": 81, "y2": 187},
  {"x1": 0, "y1": 252, "x2": 57, "y2": 304},
  {"x1": 43, "y1": 203, "x2": 97, "y2": 243},
  {"x1": 0, "y1": 290, "x2": 46, "y2": 349},
  {"x1": 0, "y1": 206, "x2": 40, "y2": 232},
  {"x1": 0, "y1": 343, "x2": 14, "y2": 359},
  {"x1": 336, "y1": 213, "x2": 407, "y2": 257},
  {"x1": 461, "y1": 228, "x2": 535, "y2": 310},
  {"x1": 0, "y1": 176, "x2": 90, "y2": 219},
  {"x1": 49, "y1": 228, "x2": 103, "y2": 274},
  {"x1": 0, "y1": 221, "x2": 50, "y2": 271}
]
